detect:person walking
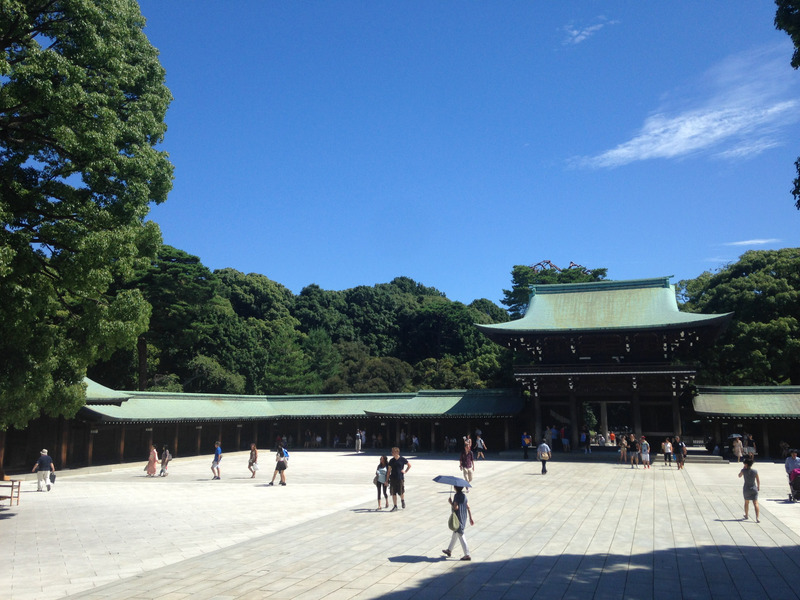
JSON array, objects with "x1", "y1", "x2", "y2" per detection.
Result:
[
  {"x1": 145, "y1": 444, "x2": 158, "y2": 477},
  {"x1": 159, "y1": 445, "x2": 171, "y2": 477},
  {"x1": 387, "y1": 446, "x2": 411, "y2": 511},
  {"x1": 442, "y1": 486, "x2": 474, "y2": 561},
  {"x1": 475, "y1": 434, "x2": 487, "y2": 460},
  {"x1": 268, "y1": 444, "x2": 288, "y2": 486},
  {"x1": 211, "y1": 441, "x2": 222, "y2": 480},
  {"x1": 32, "y1": 449, "x2": 55, "y2": 492},
  {"x1": 662, "y1": 438, "x2": 673, "y2": 467},
  {"x1": 521, "y1": 432, "x2": 532, "y2": 459},
  {"x1": 619, "y1": 436, "x2": 628, "y2": 464},
  {"x1": 248, "y1": 443, "x2": 259, "y2": 478},
  {"x1": 629, "y1": 435, "x2": 640, "y2": 469},
  {"x1": 739, "y1": 457, "x2": 760, "y2": 522},
  {"x1": 674, "y1": 436, "x2": 687, "y2": 470},
  {"x1": 459, "y1": 442, "x2": 475, "y2": 486},
  {"x1": 733, "y1": 437, "x2": 744, "y2": 462},
  {"x1": 355, "y1": 429, "x2": 362, "y2": 454},
  {"x1": 537, "y1": 439, "x2": 552, "y2": 475},
  {"x1": 640, "y1": 436, "x2": 651, "y2": 469},
  {"x1": 375, "y1": 455, "x2": 389, "y2": 510}
]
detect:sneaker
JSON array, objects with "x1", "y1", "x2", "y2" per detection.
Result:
[
  {"x1": 268, "y1": 482, "x2": 274, "y2": 486},
  {"x1": 401, "y1": 499, "x2": 406, "y2": 509},
  {"x1": 460, "y1": 556, "x2": 472, "y2": 561},
  {"x1": 442, "y1": 549, "x2": 451, "y2": 557},
  {"x1": 390, "y1": 506, "x2": 398, "y2": 512},
  {"x1": 279, "y1": 482, "x2": 286, "y2": 486}
]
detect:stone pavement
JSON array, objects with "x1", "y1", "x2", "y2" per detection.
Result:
[{"x1": 4, "y1": 449, "x2": 800, "y2": 600}]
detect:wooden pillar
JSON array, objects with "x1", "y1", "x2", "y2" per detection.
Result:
[
  {"x1": 504, "y1": 419, "x2": 510, "y2": 451},
  {"x1": 569, "y1": 390, "x2": 579, "y2": 450},
  {"x1": 326, "y1": 421, "x2": 331, "y2": 448},
  {"x1": 632, "y1": 377, "x2": 642, "y2": 437},
  {"x1": 118, "y1": 425, "x2": 126, "y2": 463},
  {"x1": 600, "y1": 402, "x2": 609, "y2": 441},
  {"x1": 60, "y1": 419, "x2": 70, "y2": 468},
  {"x1": 236, "y1": 424, "x2": 242, "y2": 450},
  {"x1": 430, "y1": 422, "x2": 436, "y2": 453},
  {"x1": 672, "y1": 389, "x2": 682, "y2": 436},
  {"x1": 173, "y1": 424, "x2": 179, "y2": 457},
  {"x1": 761, "y1": 422, "x2": 770, "y2": 459},
  {"x1": 534, "y1": 394, "x2": 542, "y2": 446},
  {"x1": 87, "y1": 430, "x2": 95, "y2": 467},
  {"x1": 195, "y1": 426, "x2": 202, "y2": 455},
  {"x1": 253, "y1": 422, "x2": 259, "y2": 447},
  {"x1": 146, "y1": 427, "x2": 153, "y2": 450},
  {"x1": 0, "y1": 430, "x2": 5, "y2": 471},
  {"x1": 217, "y1": 424, "x2": 223, "y2": 445}
]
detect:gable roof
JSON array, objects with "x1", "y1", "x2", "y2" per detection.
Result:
[
  {"x1": 693, "y1": 386, "x2": 800, "y2": 419},
  {"x1": 477, "y1": 277, "x2": 732, "y2": 336}
]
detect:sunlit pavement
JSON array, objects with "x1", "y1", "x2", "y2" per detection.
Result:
[{"x1": 3, "y1": 449, "x2": 800, "y2": 599}]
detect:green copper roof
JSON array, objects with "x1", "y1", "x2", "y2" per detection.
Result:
[
  {"x1": 478, "y1": 277, "x2": 732, "y2": 335},
  {"x1": 84, "y1": 378, "x2": 132, "y2": 404},
  {"x1": 693, "y1": 386, "x2": 800, "y2": 418},
  {"x1": 80, "y1": 387, "x2": 523, "y2": 423}
]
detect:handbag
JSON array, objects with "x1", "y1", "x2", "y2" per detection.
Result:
[
  {"x1": 373, "y1": 475, "x2": 378, "y2": 485},
  {"x1": 539, "y1": 452, "x2": 550, "y2": 461},
  {"x1": 49, "y1": 472, "x2": 56, "y2": 484},
  {"x1": 448, "y1": 510, "x2": 460, "y2": 531}
]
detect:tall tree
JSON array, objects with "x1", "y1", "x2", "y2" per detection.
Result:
[
  {"x1": 0, "y1": 0, "x2": 173, "y2": 429},
  {"x1": 501, "y1": 261, "x2": 607, "y2": 319},
  {"x1": 775, "y1": 0, "x2": 800, "y2": 208},
  {"x1": 680, "y1": 248, "x2": 800, "y2": 385}
]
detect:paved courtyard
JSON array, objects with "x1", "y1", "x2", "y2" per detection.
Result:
[{"x1": 4, "y1": 449, "x2": 800, "y2": 599}]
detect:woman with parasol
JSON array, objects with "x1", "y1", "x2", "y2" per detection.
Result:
[{"x1": 434, "y1": 476, "x2": 474, "y2": 561}]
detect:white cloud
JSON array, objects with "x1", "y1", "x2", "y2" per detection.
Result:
[
  {"x1": 577, "y1": 45, "x2": 800, "y2": 168},
  {"x1": 723, "y1": 238, "x2": 781, "y2": 246},
  {"x1": 562, "y1": 17, "x2": 619, "y2": 45}
]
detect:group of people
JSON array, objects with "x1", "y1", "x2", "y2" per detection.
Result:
[
  {"x1": 617, "y1": 434, "x2": 688, "y2": 469},
  {"x1": 731, "y1": 434, "x2": 757, "y2": 461},
  {"x1": 373, "y1": 447, "x2": 410, "y2": 511},
  {"x1": 144, "y1": 443, "x2": 171, "y2": 477}
]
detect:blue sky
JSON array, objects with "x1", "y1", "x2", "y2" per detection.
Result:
[{"x1": 138, "y1": 1, "x2": 800, "y2": 305}]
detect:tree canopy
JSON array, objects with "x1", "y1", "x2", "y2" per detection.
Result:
[
  {"x1": 0, "y1": 0, "x2": 173, "y2": 429},
  {"x1": 679, "y1": 248, "x2": 800, "y2": 385},
  {"x1": 775, "y1": 0, "x2": 800, "y2": 208},
  {"x1": 501, "y1": 261, "x2": 608, "y2": 320}
]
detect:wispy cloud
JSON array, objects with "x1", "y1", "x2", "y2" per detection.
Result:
[
  {"x1": 722, "y1": 238, "x2": 781, "y2": 246},
  {"x1": 562, "y1": 17, "x2": 619, "y2": 45},
  {"x1": 577, "y1": 45, "x2": 800, "y2": 168}
]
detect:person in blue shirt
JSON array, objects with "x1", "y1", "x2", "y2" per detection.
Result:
[{"x1": 211, "y1": 441, "x2": 222, "y2": 480}]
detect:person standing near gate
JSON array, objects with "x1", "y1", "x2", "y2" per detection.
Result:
[
  {"x1": 355, "y1": 429, "x2": 362, "y2": 454},
  {"x1": 32, "y1": 449, "x2": 55, "y2": 492}
]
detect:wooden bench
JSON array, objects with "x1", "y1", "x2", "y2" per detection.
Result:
[{"x1": 0, "y1": 478, "x2": 21, "y2": 506}]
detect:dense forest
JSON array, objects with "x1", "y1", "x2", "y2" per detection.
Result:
[{"x1": 87, "y1": 247, "x2": 800, "y2": 396}]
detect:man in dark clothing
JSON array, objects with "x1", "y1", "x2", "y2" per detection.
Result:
[
  {"x1": 32, "y1": 449, "x2": 55, "y2": 491},
  {"x1": 387, "y1": 446, "x2": 411, "y2": 511}
]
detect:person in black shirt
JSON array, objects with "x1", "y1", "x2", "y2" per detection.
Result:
[{"x1": 32, "y1": 449, "x2": 55, "y2": 492}]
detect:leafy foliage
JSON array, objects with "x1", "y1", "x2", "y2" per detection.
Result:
[
  {"x1": 0, "y1": 0, "x2": 173, "y2": 429},
  {"x1": 501, "y1": 262, "x2": 608, "y2": 319},
  {"x1": 775, "y1": 0, "x2": 800, "y2": 207},
  {"x1": 680, "y1": 248, "x2": 800, "y2": 384}
]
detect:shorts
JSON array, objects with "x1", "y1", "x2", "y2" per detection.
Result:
[
  {"x1": 211, "y1": 460, "x2": 220, "y2": 469},
  {"x1": 389, "y1": 479, "x2": 404, "y2": 496},
  {"x1": 640, "y1": 453, "x2": 650, "y2": 462},
  {"x1": 276, "y1": 462, "x2": 286, "y2": 471}
]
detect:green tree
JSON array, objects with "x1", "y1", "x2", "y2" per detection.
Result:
[
  {"x1": 680, "y1": 248, "x2": 800, "y2": 384},
  {"x1": 0, "y1": 0, "x2": 173, "y2": 429},
  {"x1": 501, "y1": 262, "x2": 607, "y2": 319},
  {"x1": 775, "y1": 0, "x2": 800, "y2": 207}
]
